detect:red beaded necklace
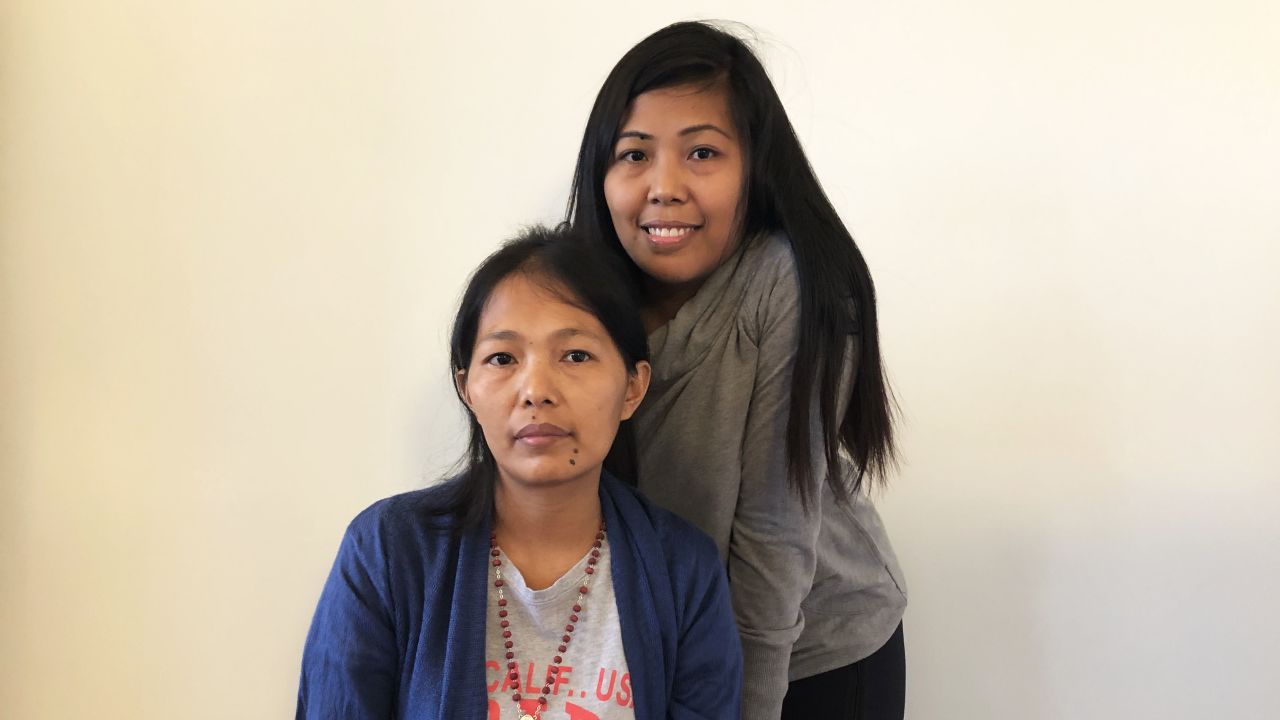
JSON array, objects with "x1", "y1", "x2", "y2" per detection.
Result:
[{"x1": 490, "y1": 520, "x2": 606, "y2": 720}]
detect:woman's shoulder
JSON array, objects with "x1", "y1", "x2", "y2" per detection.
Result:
[
  {"x1": 752, "y1": 230, "x2": 796, "y2": 263},
  {"x1": 739, "y1": 232, "x2": 798, "y2": 287},
  {"x1": 602, "y1": 476, "x2": 721, "y2": 567},
  {"x1": 344, "y1": 477, "x2": 467, "y2": 542},
  {"x1": 735, "y1": 232, "x2": 802, "y2": 339}
]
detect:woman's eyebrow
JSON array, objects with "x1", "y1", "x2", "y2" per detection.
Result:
[
  {"x1": 552, "y1": 327, "x2": 604, "y2": 342},
  {"x1": 478, "y1": 329, "x2": 520, "y2": 342},
  {"x1": 679, "y1": 123, "x2": 731, "y2": 138},
  {"x1": 616, "y1": 124, "x2": 732, "y2": 141},
  {"x1": 478, "y1": 328, "x2": 603, "y2": 342}
]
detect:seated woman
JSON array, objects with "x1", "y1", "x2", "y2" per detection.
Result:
[{"x1": 296, "y1": 225, "x2": 741, "y2": 720}]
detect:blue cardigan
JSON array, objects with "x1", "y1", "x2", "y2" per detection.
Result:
[{"x1": 297, "y1": 474, "x2": 742, "y2": 719}]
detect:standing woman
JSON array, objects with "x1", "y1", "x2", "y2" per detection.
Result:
[{"x1": 567, "y1": 22, "x2": 908, "y2": 720}]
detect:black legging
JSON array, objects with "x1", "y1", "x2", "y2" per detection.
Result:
[{"x1": 780, "y1": 622, "x2": 906, "y2": 720}]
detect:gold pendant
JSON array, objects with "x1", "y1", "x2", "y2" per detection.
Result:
[{"x1": 519, "y1": 715, "x2": 536, "y2": 720}]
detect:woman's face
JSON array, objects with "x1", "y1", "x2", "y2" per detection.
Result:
[
  {"x1": 458, "y1": 273, "x2": 650, "y2": 490},
  {"x1": 603, "y1": 84, "x2": 745, "y2": 293}
]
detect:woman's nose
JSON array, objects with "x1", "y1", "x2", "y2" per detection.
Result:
[
  {"x1": 647, "y1": 156, "x2": 687, "y2": 205},
  {"x1": 519, "y1": 362, "x2": 559, "y2": 407}
]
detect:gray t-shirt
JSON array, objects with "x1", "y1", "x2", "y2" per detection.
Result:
[{"x1": 485, "y1": 541, "x2": 635, "y2": 720}]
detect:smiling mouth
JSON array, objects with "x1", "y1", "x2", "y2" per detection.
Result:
[
  {"x1": 646, "y1": 226, "x2": 695, "y2": 238},
  {"x1": 642, "y1": 224, "x2": 701, "y2": 243}
]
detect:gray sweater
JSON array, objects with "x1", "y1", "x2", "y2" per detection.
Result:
[{"x1": 633, "y1": 233, "x2": 907, "y2": 720}]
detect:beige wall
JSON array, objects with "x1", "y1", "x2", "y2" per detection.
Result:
[{"x1": 3, "y1": 1, "x2": 1277, "y2": 717}]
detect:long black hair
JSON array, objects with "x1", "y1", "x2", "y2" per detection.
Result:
[
  {"x1": 566, "y1": 21, "x2": 896, "y2": 504},
  {"x1": 439, "y1": 224, "x2": 649, "y2": 530}
]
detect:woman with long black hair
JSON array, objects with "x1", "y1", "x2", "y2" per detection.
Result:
[{"x1": 568, "y1": 21, "x2": 908, "y2": 719}]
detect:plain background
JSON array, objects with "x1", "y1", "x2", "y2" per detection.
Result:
[{"x1": 3, "y1": 1, "x2": 1278, "y2": 718}]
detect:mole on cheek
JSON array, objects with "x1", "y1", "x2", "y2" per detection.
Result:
[{"x1": 569, "y1": 448, "x2": 579, "y2": 466}]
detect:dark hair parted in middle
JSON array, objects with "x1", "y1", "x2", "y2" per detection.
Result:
[
  {"x1": 442, "y1": 224, "x2": 649, "y2": 530},
  {"x1": 566, "y1": 21, "x2": 897, "y2": 505}
]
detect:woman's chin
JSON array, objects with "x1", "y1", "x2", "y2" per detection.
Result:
[{"x1": 496, "y1": 459, "x2": 598, "y2": 490}]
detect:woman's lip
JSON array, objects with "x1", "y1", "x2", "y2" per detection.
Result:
[
  {"x1": 642, "y1": 224, "x2": 699, "y2": 247},
  {"x1": 640, "y1": 220, "x2": 700, "y2": 228},
  {"x1": 515, "y1": 423, "x2": 570, "y2": 440}
]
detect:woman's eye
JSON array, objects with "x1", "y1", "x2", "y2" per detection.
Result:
[
  {"x1": 565, "y1": 350, "x2": 592, "y2": 363},
  {"x1": 690, "y1": 147, "x2": 717, "y2": 160},
  {"x1": 484, "y1": 353, "x2": 515, "y2": 367},
  {"x1": 618, "y1": 149, "x2": 646, "y2": 163}
]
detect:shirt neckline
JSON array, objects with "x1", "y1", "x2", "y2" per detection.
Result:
[{"x1": 494, "y1": 543, "x2": 607, "y2": 607}]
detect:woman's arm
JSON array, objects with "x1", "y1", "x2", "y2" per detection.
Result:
[
  {"x1": 730, "y1": 258, "x2": 833, "y2": 720},
  {"x1": 297, "y1": 510, "x2": 399, "y2": 720},
  {"x1": 668, "y1": 530, "x2": 744, "y2": 719}
]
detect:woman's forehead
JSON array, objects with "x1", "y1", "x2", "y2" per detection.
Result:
[
  {"x1": 476, "y1": 273, "x2": 605, "y2": 338},
  {"x1": 619, "y1": 83, "x2": 734, "y2": 134}
]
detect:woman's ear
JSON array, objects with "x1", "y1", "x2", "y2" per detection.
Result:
[
  {"x1": 619, "y1": 360, "x2": 651, "y2": 421},
  {"x1": 455, "y1": 369, "x2": 472, "y2": 409}
]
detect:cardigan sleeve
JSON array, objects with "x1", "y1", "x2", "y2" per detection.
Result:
[
  {"x1": 297, "y1": 507, "x2": 399, "y2": 720},
  {"x1": 729, "y1": 258, "x2": 828, "y2": 720},
  {"x1": 668, "y1": 529, "x2": 744, "y2": 719}
]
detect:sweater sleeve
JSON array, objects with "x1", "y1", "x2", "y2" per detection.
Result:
[
  {"x1": 729, "y1": 260, "x2": 826, "y2": 720},
  {"x1": 669, "y1": 529, "x2": 744, "y2": 719},
  {"x1": 297, "y1": 507, "x2": 399, "y2": 720}
]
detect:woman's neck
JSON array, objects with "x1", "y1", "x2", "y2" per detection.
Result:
[
  {"x1": 492, "y1": 472, "x2": 603, "y2": 590},
  {"x1": 641, "y1": 277, "x2": 703, "y2": 334}
]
